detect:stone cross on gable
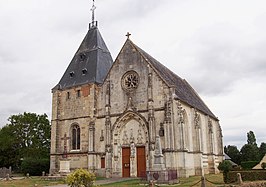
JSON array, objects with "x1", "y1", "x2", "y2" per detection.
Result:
[
  {"x1": 126, "y1": 32, "x2": 131, "y2": 39},
  {"x1": 61, "y1": 133, "x2": 70, "y2": 159}
]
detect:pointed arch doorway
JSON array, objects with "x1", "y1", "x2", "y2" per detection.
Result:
[{"x1": 113, "y1": 112, "x2": 148, "y2": 178}]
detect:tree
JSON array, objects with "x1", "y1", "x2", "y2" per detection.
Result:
[
  {"x1": 259, "y1": 142, "x2": 266, "y2": 160},
  {"x1": 0, "y1": 125, "x2": 20, "y2": 168},
  {"x1": 239, "y1": 131, "x2": 260, "y2": 162},
  {"x1": 247, "y1": 131, "x2": 257, "y2": 146},
  {"x1": 0, "y1": 112, "x2": 50, "y2": 171},
  {"x1": 8, "y1": 112, "x2": 51, "y2": 159},
  {"x1": 240, "y1": 144, "x2": 260, "y2": 162},
  {"x1": 224, "y1": 145, "x2": 241, "y2": 165}
]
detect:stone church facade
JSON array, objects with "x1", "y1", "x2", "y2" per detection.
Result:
[{"x1": 50, "y1": 20, "x2": 223, "y2": 178}]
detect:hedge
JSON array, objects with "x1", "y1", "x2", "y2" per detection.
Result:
[
  {"x1": 21, "y1": 158, "x2": 50, "y2": 176},
  {"x1": 228, "y1": 170, "x2": 266, "y2": 183},
  {"x1": 241, "y1": 161, "x2": 259, "y2": 170}
]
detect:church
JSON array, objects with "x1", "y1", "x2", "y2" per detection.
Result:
[{"x1": 49, "y1": 3, "x2": 223, "y2": 179}]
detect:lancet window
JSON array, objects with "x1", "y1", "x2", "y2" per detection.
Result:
[{"x1": 72, "y1": 124, "x2": 80, "y2": 150}]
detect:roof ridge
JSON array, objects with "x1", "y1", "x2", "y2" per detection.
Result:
[{"x1": 128, "y1": 40, "x2": 175, "y2": 87}]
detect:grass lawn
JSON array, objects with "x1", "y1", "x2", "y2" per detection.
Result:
[
  {"x1": 0, "y1": 173, "x2": 224, "y2": 187},
  {"x1": 101, "y1": 173, "x2": 224, "y2": 186},
  {"x1": 0, "y1": 177, "x2": 65, "y2": 187}
]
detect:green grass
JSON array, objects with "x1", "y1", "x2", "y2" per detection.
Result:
[
  {"x1": 0, "y1": 173, "x2": 224, "y2": 187},
  {"x1": 0, "y1": 176, "x2": 65, "y2": 187},
  {"x1": 178, "y1": 174, "x2": 224, "y2": 187},
  {"x1": 101, "y1": 179, "x2": 141, "y2": 186},
  {"x1": 100, "y1": 173, "x2": 224, "y2": 187}
]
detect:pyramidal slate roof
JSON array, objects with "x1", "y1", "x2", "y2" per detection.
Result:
[
  {"x1": 53, "y1": 25, "x2": 113, "y2": 90},
  {"x1": 127, "y1": 39, "x2": 217, "y2": 119}
]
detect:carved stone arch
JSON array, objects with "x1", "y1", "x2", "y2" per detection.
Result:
[
  {"x1": 111, "y1": 111, "x2": 149, "y2": 176},
  {"x1": 111, "y1": 111, "x2": 149, "y2": 136}
]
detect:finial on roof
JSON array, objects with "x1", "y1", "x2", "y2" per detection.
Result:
[
  {"x1": 126, "y1": 32, "x2": 131, "y2": 39},
  {"x1": 89, "y1": 0, "x2": 97, "y2": 29}
]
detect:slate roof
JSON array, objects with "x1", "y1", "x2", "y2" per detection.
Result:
[
  {"x1": 53, "y1": 25, "x2": 113, "y2": 90},
  {"x1": 129, "y1": 39, "x2": 217, "y2": 119},
  {"x1": 224, "y1": 153, "x2": 237, "y2": 166}
]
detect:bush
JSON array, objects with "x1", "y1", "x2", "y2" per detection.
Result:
[
  {"x1": 228, "y1": 170, "x2": 266, "y2": 183},
  {"x1": 66, "y1": 168, "x2": 96, "y2": 187},
  {"x1": 241, "y1": 161, "x2": 259, "y2": 170},
  {"x1": 262, "y1": 162, "x2": 266, "y2": 169},
  {"x1": 21, "y1": 158, "x2": 50, "y2": 176},
  {"x1": 218, "y1": 160, "x2": 232, "y2": 183}
]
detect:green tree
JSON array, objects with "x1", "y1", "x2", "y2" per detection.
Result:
[
  {"x1": 259, "y1": 142, "x2": 266, "y2": 160},
  {"x1": 247, "y1": 131, "x2": 257, "y2": 146},
  {"x1": 0, "y1": 112, "x2": 50, "y2": 170},
  {"x1": 239, "y1": 131, "x2": 260, "y2": 162},
  {"x1": 0, "y1": 125, "x2": 20, "y2": 169},
  {"x1": 240, "y1": 144, "x2": 260, "y2": 162},
  {"x1": 224, "y1": 145, "x2": 240, "y2": 165},
  {"x1": 8, "y1": 112, "x2": 51, "y2": 159}
]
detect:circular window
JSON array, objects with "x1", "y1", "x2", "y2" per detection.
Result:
[{"x1": 122, "y1": 71, "x2": 139, "y2": 91}]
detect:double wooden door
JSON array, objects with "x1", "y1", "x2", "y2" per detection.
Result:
[{"x1": 122, "y1": 146, "x2": 146, "y2": 177}]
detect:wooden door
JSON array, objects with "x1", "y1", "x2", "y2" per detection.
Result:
[
  {"x1": 122, "y1": 147, "x2": 130, "y2": 177},
  {"x1": 101, "y1": 157, "x2": 105, "y2": 168},
  {"x1": 137, "y1": 147, "x2": 146, "y2": 177}
]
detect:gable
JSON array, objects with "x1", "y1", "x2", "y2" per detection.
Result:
[{"x1": 125, "y1": 39, "x2": 217, "y2": 119}]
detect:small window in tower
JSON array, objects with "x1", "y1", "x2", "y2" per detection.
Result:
[
  {"x1": 70, "y1": 71, "x2": 75, "y2": 78},
  {"x1": 77, "y1": 90, "x2": 81, "y2": 98},
  {"x1": 79, "y1": 53, "x2": 86, "y2": 61},
  {"x1": 67, "y1": 92, "x2": 70, "y2": 100},
  {"x1": 82, "y1": 68, "x2": 87, "y2": 75}
]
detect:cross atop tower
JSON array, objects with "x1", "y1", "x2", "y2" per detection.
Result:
[
  {"x1": 89, "y1": 0, "x2": 97, "y2": 29},
  {"x1": 126, "y1": 32, "x2": 131, "y2": 39}
]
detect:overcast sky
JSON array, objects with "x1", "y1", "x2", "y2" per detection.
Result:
[{"x1": 0, "y1": 0, "x2": 266, "y2": 149}]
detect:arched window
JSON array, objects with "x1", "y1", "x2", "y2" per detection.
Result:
[{"x1": 72, "y1": 124, "x2": 80, "y2": 150}]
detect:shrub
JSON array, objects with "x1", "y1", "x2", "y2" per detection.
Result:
[
  {"x1": 218, "y1": 160, "x2": 232, "y2": 183},
  {"x1": 261, "y1": 162, "x2": 266, "y2": 169},
  {"x1": 21, "y1": 158, "x2": 49, "y2": 176},
  {"x1": 241, "y1": 161, "x2": 259, "y2": 170},
  {"x1": 66, "y1": 168, "x2": 96, "y2": 187},
  {"x1": 228, "y1": 170, "x2": 266, "y2": 183}
]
